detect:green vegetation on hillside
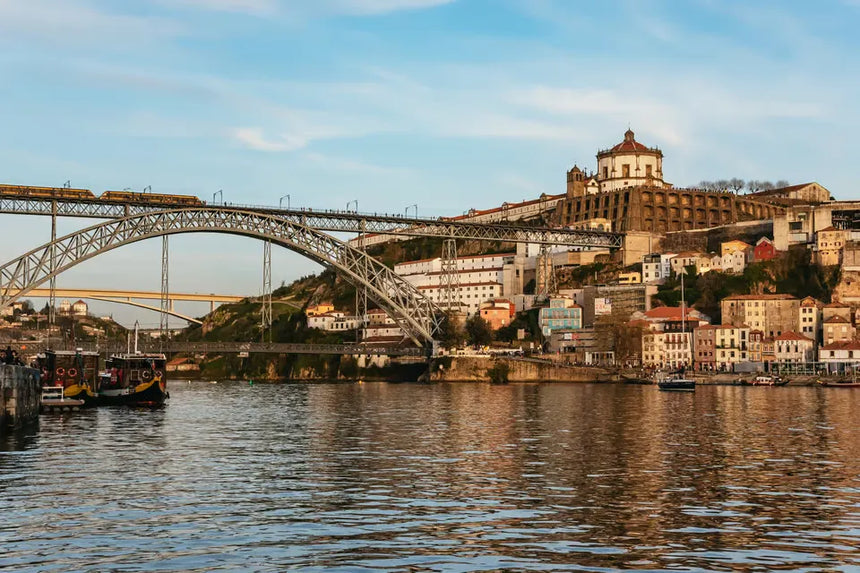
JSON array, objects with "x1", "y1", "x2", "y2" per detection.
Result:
[{"x1": 654, "y1": 247, "x2": 842, "y2": 322}]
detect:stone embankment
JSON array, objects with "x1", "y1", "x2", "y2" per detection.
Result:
[
  {"x1": 431, "y1": 356, "x2": 611, "y2": 383},
  {"x1": 0, "y1": 364, "x2": 41, "y2": 431}
]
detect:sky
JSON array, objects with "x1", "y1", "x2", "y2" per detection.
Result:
[{"x1": 1, "y1": 0, "x2": 859, "y2": 327}]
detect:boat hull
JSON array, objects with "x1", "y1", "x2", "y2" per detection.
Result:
[
  {"x1": 98, "y1": 378, "x2": 168, "y2": 407},
  {"x1": 658, "y1": 380, "x2": 696, "y2": 391},
  {"x1": 62, "y1": 384, "x2": 100, "y2": 407},
  {"x1": 818, "y1": 380, "x2": 860, "y2": 388}
]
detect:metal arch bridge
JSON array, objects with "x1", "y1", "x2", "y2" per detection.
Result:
[
  {"x1": 0, "y1": 194, "x2": 623, "y2": 248},
  {"x1": 0, "y1": 207, "x2": 444, "y2": 347}
]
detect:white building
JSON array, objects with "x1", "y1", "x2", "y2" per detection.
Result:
[
  {"x1": 642, "y1": 330, "x2": 692, "y2": 369},
  {"x1": 819, "y1": 341, "x2": 860, "y2": 372},
  {"x1": 721, "y1": 250, "x2": 747, "y2": 274},
  {"x1": 72, "y1": 300, "x2": 88, "y2": 316},
  {"x1": 642, "y1": 253, "x2": 676, "y2": 284},
  {"x1": 363, "y1": 308, "x2": 404, "y2": 342},
  {"x1": 670, "y1": 252, "x2": 701, "y2": 276},
  {"x1": 774, "y1": 332, "x2": 815, "y2": 364},
  {"x1": 394, "y1": 252, "x2": 528, "y2": 315},
  {"x1": 596, "y1": 129, "x2": 667, "y2": 193},
  {"x1": 307, "y1": 312, "x2": 362, "y2": 332}
]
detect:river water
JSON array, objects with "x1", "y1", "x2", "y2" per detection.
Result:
[{"x1": 2, "y1": 382, "x2": 859, "y2": 572}]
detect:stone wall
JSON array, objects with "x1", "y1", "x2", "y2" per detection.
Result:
[
  {"x1": 431, "y1": 356, "x2": 610, "y2": 383},
  {"x1": 0, "y1": 365, "x2": 41, "y2": 430}
]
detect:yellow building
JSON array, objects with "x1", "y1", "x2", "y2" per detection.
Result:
[
  {"x1": 306, "y1": 302, "x2": 335, "y2": 317},
  {"x1": 617, "y1": 272, "x2": 641, "y2": 284},
  {"x1": 720, "y1": 240, "x2": 752, "y2": 257}
]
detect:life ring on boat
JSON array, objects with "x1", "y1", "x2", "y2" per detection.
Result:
[
  {"x1": 141, "y1": 370, "x2": 153, "y2": 382},
  {"x1": 55, "y1": 367, "x2": 65, "y2": 376},
  {"x1": 155, "y1": 370, "x2": 163, "y2": 379},
  {"x1": 68, "y1": 368, "x2": 77, "y2": 377}
]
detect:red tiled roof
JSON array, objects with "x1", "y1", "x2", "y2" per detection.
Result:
[
  {"x1": 602, "y1": 129, "x2": 660, "y2": 154},
  {"x1": 823, "y1": 302, "x2": 850, "y2": 308},
  {"x1": 824, "y1": 315, "x2": 851, "y2": 324},
  {"x1": 817, "y1": 226, "x2": 840, "y2": 233},
  {"x1": 774, "y1": 331, "x2": 812, "y2": 342},
  {"x1": 643, "y1": 306, "x2": 695, "y2": 320},
  {"x1": 820, "y1": 341, "x2": 860, "y2": 351}
]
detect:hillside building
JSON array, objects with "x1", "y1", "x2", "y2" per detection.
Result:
[{"x1": 721, "y1": 294, "x2": 800, "y2": 339}]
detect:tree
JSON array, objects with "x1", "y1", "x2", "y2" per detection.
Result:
[
  {"x1": 729, "y1": 178, "x2": 745, "y2": 192},
  {"x1": 437, "y1": 312, "x2": 465, "y2": 349},
  {"x1": 466, "y1": 314, "x2": 493, "y2": 347}
]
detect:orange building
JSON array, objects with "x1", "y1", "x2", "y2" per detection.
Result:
[{"x1": 479, "y1": 299, "x2": 516, "y2": 330}]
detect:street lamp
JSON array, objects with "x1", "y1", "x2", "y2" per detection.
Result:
[
  {"x1": 213, "y1": 189, "x2": 223, "y2": 204},
  {"x1": 347, "y1": 200, "x2": 358, "y2": 212},
  {"x1": 143, "y1": 185, "x2": 151, "y2": 193},
  {"x1": 280, "y1": 194, "x2": 290, "y2": 209},
  {"x1": 405, "y1": 204, "x2": 418, "y2": 218}
]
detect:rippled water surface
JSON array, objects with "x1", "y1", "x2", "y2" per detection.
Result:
[{"x1": 3, "y1": 382, "x2": 860, "y2": 572}]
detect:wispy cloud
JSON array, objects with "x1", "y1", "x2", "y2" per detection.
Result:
[
  {"x1": 233, "y1": 128, "x2": 307, "y2": 152},
  {"x1": 158, "y1": 0, "x2": 455, "y2": 16},
  {"x1": 0, "y1": 0, "x2": 182, "y2": 42}
]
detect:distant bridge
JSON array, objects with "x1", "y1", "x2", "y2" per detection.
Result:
[{"x1": 11, "y1": 288, "x2": 249, "y2": 325}]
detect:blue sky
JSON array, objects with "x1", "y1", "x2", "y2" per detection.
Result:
[{"x1": 1, "y1": 0, "x2": 859, "y2": 326}]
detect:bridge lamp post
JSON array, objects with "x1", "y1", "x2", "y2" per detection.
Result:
[
  {"x1": 347, "y1": 200, "x2": 358, "y2": 213},
  {"x1": 279, "y1": 194, "x2": 290, "y2": 210},
  {"x1": 143, "y1": 185, "x2": 151, "y2": 194},
  {"x1": 406, "y1": 204, "x2": 418, "y2": 218},
  {"x1": 213, "y1": 189, "x2": 223, "y2": 205}
]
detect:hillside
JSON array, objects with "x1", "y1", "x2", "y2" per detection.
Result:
[{"x1": 654, "y1": 246, "x2": 842, "y2": 321}]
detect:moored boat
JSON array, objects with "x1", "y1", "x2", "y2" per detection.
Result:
[
  {"x1": 818, "y1": 378, "x2": 860, "y2": 388},
  {"x1": 98, "y1": 353, "x2": 169, "y2": 406},
  {"x1": 818, "y1": 368, "x2": 860, "y2": 387},
  {"x1": 38, "y1": 350, "x2": 101, "y2": 407},
  {"x1": 656, "y1": 368, "x2": 696, "y2": 391},
  {"x1": 744, "y1": 375, "x2": 788, "y2": 386}
]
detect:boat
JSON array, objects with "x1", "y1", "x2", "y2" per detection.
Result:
[
  {"x1": 818, "y1": 379, "x2": 860, "y2": 387},
  {"x1": 657, "y1": 369, "x2": 696, "y2": 391},
  {"x1": 656, "y1": 274, "x2": 695, "y2": 392},
  {"x1": 38, "y1": 350, "x2": 101, "y2": 407},
  {"x1": 98, "y1": 353, "x2": 169, "y2": 406},
  {"x1": 621, "y1": 371, "x2": 653, "y2": 384},
  {"x1": 744, "y1": 375, "x2": 789, "y2": 386},
  {"x1": 818, "y1": 369, "x2": 860, "y2": 387}
]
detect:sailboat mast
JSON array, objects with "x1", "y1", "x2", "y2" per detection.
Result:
[{"x1": 681, "y1": 271, "x2": 686, "y2": 365}]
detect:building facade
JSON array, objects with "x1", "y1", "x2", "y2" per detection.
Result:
[
  {"x1": 721, "y1": 294, "x2": 800, "y2": 339},
  {"x1": 774, "y1": 332, "x2": 815, "y2": 364}
]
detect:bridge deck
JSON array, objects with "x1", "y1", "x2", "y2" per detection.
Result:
[{"x1": 0, "y1": 195, "x2": 623, "y2": 248}]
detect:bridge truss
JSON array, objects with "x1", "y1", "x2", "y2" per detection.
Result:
[
  {"x1": 0, "y1": 196, "x2": 623, "y2": 248},
  {"x1": 0, "y1": 208, "x2": 443, "y2": 347}
]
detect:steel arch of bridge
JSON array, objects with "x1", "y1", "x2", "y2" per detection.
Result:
[{"x1": 0, "y1": 208, "x2": 443, "y2": 346}]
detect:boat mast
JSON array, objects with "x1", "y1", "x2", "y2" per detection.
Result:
[
  {"x1": 681, "y1": 271, "x2": 686, "y2": 367},
  {"x1": 134, "y1": 320, "x2": 139, "y2": 354}
]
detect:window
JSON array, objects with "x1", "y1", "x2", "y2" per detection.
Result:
[
  {"x1": 603, "y1": 166, "x2": 609, "y2": 179},
  {"x1": 622, "y1": 164, "x2": 630, "y2": 178}
]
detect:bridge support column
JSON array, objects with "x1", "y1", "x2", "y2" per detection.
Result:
[
  {"x1": 536, "y1": 242, "x2": 557, "y2": 300},
  {"x1": 48, "y1": 200, "x2": 57, "y2": 345},
  {"x1": 441, "y1": 239, "x2": 460, "y2": 314},
  {"x1": 160, "y1": 235, "x2": 169, "y2": 346},
  {"x1": 261, "y1": 239, "x2": 272, "y2": 343}
]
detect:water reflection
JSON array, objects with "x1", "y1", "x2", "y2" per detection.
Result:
[{"x1": 2, "y1": 382, "x2": 859, "y2": 571}]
